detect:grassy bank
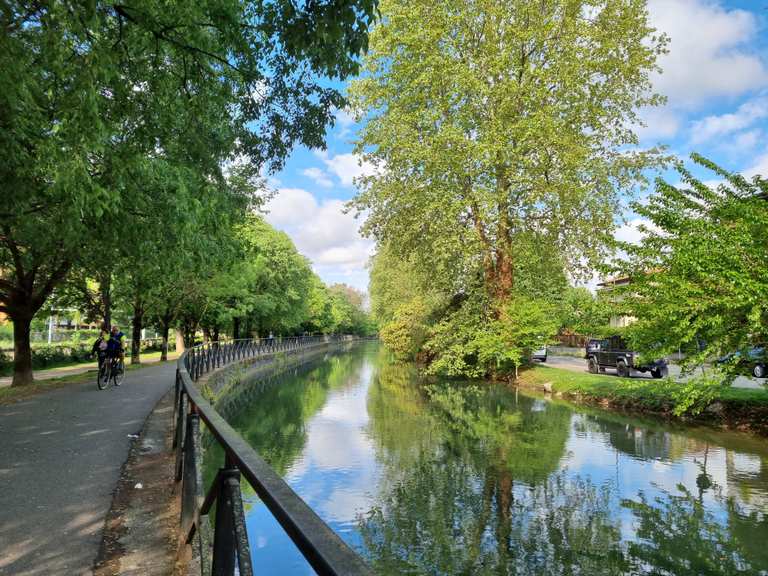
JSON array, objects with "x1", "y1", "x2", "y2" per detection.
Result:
[
  {"x1": 517, "y1": 365, "x2": 768, "y2": 435},
  {"x1": 0, "y1": 350, "x2": 179, "y2": 377},
  {"x1": 0, "y1": 359, "x2": 172, "y2": 405}
]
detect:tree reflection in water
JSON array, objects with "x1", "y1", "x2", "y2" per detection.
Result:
[
  {"x1": 623, "y1": 485, "x2": 766, "y2": 576},
  {"x1": 361, "y1": 360, "x2": 768, "y2": 576},
  {"x1": 202, "y1": 347, "x2": 768, "y2": 575}
]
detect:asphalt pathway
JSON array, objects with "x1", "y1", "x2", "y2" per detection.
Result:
[{"x1": 0, "y1": 361, "x2": 176, "y2": 576}]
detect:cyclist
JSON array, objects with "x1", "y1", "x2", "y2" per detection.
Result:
[
  {"x1": 106, "y1": 325, "x2": 126, "y2": 382},
  {"x1": 91, "y1": 329, "x2": 109, "y2": 369}
]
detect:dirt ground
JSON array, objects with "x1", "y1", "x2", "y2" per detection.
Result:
[{"x1": 93, "y1": 390, "x2": 179, "y2": 576}]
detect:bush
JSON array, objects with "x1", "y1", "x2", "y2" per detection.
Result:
[
  {"x1": 31, "y1": 344, "x2": 93, "y2": 368},
  {"x1": 424, "y1": 295, "x2": 559, "y2": 379},
  {"x1": 0, "y1": 322, "x2": 13, "y2": 341},
  {"x1": 0, "y1": 348, "x2": 10, "y2": 374},
  {"x1": 140, "y1": 339, "x2": 176, "y2": 353},
  {"x1": 670, "y1": 370, "x2": 725, "y2": 416},
  {"x1": 379, "y1": 299, "x2": 428, "y2": 361}
]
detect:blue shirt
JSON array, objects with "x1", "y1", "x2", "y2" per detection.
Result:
[{"x1": 107, "y1": 331, "x2": 125, "y2": 352}]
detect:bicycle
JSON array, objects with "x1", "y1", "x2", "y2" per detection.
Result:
[{"x1": 97, "y1": 353, "x2": 125, "y2": 390}]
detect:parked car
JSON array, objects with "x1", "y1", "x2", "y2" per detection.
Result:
[
  {"x1": 532, "y1": 345, "x2": 547, "y2": 362},
  {"x1": 585, "y1": 338, "x2": 606, "y2": 357},
  {"x1": 716, "y1": 347, "x2": 766, "y2": 379},
  {"x1": 585, "y1": 335, "x2": 668, "y2": 379}
]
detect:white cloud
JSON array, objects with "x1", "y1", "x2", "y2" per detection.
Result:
[
  {"x1": 690, "y1": 95, "x2": 768, "y2": 143},
  {"x1": 744, "y1": 150, "x2": 768, "y2": 179},
  {"x1": 262, "y1": 187, "x2": 318, "y2": 228},
  {"x1": 615, "y1": 218, "x2": 659, "y2": 246},
  {"x1": 333, "y1": 106, "x2": 358, "y2": 140},
  {"x1": 636, "y1": 106, "x2": 683, "y2": 140},
  {"x1": 315, "y1": 151, "x2": 378, "y2": 187},
  {"x1": 334, "y1": 107, "x2": 356, "y2": 129},
  {"x1": 301, "y1": 167, "x2": 333, "y2": 188},
  {"x1": 733, "y1": 129, "x2": 761, "y2": 151},
  {"x1": 263, "y1": 188, "x2": 374, "y2": 290},
  {"x1": 648, "y1": 0, "x2": 768, "y2": 108}
]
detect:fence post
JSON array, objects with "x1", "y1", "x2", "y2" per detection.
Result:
[{"x1": 211, "y1": 465, "x2": 252, "y2": 576}]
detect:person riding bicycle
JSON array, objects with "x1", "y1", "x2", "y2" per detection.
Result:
[
  {"x1": 106, "y1": 325, "x2": 126, "y2": 373},
  {"x1": 91, "y1": 329, "x2": 109, "y2": 369}
]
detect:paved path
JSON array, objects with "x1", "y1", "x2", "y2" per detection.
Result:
[
  {"x1": 545, "y1": 355, "x2": 766, "y2": 389},
  {"x1": 0, "y1": 352, "x2": 180, "y2": 388},
  {"x1": 0, "y1": 361, "x2": 176, "y2": 576}
]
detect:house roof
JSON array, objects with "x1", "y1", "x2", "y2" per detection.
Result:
[{"x1": 597, "y1": 275, "x2": 631, "y2": 287}]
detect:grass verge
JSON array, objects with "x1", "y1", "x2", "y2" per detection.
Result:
[
  {"x1": 517, "y1": 365, "x2": 768, "y2": 435},
  {"x1": 0, "y1": 350, "x2": 180, "y2": 377},
  {"x1": 0, "y1": 361, "x2": 166, "y2": 405}
]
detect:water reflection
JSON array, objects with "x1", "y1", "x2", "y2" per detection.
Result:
[{"x1": 210, "y1": 344, "x2": 768, "y2": 575}]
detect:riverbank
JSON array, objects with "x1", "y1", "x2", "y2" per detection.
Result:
[{"x1": 517, "y1": 365, "x2": 768, "y2": 436}]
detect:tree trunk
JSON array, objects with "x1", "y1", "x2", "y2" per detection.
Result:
[
  {"x1": 99, "y1": 270, "x2": 112, "y2": 331},
  {"x1": 233, "y1": 317, "x2": 241, "y2": 340},
  {"x1": 175, "y1": 329, "x2": 185, "y2": 354},
  {"x1": 495, "y1": 471, "x2": 514, "y2": 560},
  {"x1": 11, "y1": 314, "x2": 34, "y2": 387},
  {"x1": 495, "y1": 249, "x2": 514, "y2": 303},
  {"x1": 183, "y1": 321, "x2": 196, "y2": 348},
  {"x1": 202, "y1": 327, "x2": 211, "y2": 343},
  {"x1": 160, "y1": 319, "x2": 170, "y2": 362},
  {"x1": 131, "y1": 305, "x2": 144, "y2": 365},
  {"x1": 212, "y1": 326, "x2": 220, "y2": 343},
  {"x1": 493, "y1": 167, "x2": 514, "y2": 306}
]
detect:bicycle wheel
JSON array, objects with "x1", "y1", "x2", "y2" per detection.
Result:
[
  {"x1": 97, "y1": 362, "x2": 110, "y2": 390},
  {"x1": 113, "y1": 360, "x2": 124, "y2": 387}
]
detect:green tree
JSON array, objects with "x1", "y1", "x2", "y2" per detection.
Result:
[
  {"x1": 1, "y1": 1, "x2": 376, "y2": 385},
  {"x1": 303, "y1": 275, "x2": 336, "y2": 334},
  {"x1": 351, "y1": 0, "x2": 667, "y2": 306},
  {"x1": 559, "y1": 286, "x2": 612, "y2": 337},
  {"x1": 614, "y1": 155, "x2": 768, "y2": 377},
  {"x1": 350, "y1": 0, "x2": 667, "y2": 377},
  {"x1": 328, "y1": 284, "x2": 374, "y2": 335}
]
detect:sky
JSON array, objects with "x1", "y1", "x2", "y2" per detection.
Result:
[{"x1": 263, "y1": 0, "x2": 768, "y2": 293}]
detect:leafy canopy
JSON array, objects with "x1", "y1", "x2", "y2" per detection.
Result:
[{"x1": 614, "y1": 155, "x2": 768, "y2": 376}]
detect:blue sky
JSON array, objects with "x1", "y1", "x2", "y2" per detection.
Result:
[{"x1": 263, "y1": 0, "x2": 768, "y2": 293}]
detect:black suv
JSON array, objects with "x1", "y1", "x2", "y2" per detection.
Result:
[{"x1": 585, "y1": 336, "x2": 668, "y2": 379}]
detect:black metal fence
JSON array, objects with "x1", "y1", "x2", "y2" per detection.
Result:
[{"x1": 173, "y1": 335, "x2": 372, "y2": 576}]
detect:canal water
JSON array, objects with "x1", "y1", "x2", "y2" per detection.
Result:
[{"x1": 208, "y1": 343, "x2": 768, "y2": 575}]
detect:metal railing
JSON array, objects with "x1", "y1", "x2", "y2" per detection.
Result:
[{"x1": 173, "y1": 335, "x2": 372, "y2": 576}]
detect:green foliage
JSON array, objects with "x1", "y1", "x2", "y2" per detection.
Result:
[
  {"x1": 558, "y1": 287, "x2": 613, "y2": 336},
  {"x1": 351, "y1": 0, "x2": 666, "y2": 297},
  {"x1": 425, "y1": 295, "x2": 558, "y2": 379},
  {"x1": 354, "y1": 0, "x2": 666, "y2": 376},
  {"x1": 1, "y1": 1, "x2": 378, "y2": 384},
  {"x1": 614, "y1": 155, "x2": 768, "y2": 377},
  {"x1": 424, "y1": 296, "x2": 491, "y2": 378},
  {"x1": 490, "y1": 297, "x2": 559, "y2": 373},
  {"x1": 379, "y1": 298, "x2": 429, "y2": 360},
  {"x1": 669, "y1": 371, "x2": 725, "y2": 417}
]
